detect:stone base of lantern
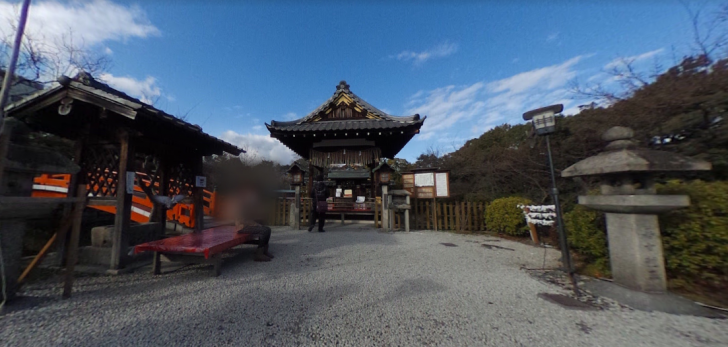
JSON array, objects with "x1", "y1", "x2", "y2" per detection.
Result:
[{"x1": 583, "y1": 279, "x2": 724, "y2": 318}]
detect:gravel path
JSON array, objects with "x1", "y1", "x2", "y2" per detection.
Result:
[{"x1": 2, "y1": 224, "x2": 727, "y2": 346}]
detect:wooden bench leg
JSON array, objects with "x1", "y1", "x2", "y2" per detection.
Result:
[
  {"x1": 152, "y1": 252, "x2": 161, "y2": 275},
  {"x1": 212, "y1": 255, "x2": 222, "y2": 277}
]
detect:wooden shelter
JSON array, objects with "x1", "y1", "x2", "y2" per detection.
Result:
[
  {"x1": 267, "y1": 81, "x2": 425, "y2": 212},
  {"x1": 4, "y1": 72, "x2": 243, "y2": 277}
]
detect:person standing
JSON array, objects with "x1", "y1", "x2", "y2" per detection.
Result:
[{"x1": 308, "y1": 174, "x2": 329, "y2": 232}]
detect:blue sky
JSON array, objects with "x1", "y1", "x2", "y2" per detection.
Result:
[{"x1": 1, "y1": 0, "x2": 723, "y2": 164}]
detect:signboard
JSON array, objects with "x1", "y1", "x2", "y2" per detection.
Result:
[
  {"x1": 380, "y1": 172, "x2": 390, "y2": 183},
  {"x1": 435, "y1": 172, "x2": 449, "y2": 197},
  {"x1": 414, "y1": 172, "x2": 434, "y2": 187},
  {"x1": 402, "y1": 170, "x2": 450, "y2": 199},
  {"x1": 416, "y1": 186, "x2": 434, "y2": 199},
  {"x1": 195, "y1": 176, "x2": 207, "y2": 188},
  {"x1": 402, "y1": 174, "x2": 414, "y2": 188},
  {"x1": 125, "y1": 172, "x2": 136, "y2": 194}
]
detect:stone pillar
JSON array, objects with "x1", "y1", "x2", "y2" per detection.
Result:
[
  {"x1": 605, "y1": 213, "x2": 667, "y2": 293},
  {"x1": 404, "y1": 195, "x2": 410, "y2": 232}
]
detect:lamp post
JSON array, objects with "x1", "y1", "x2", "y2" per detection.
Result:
[
  {"x1": 523, "y1": 104, "x2": 578, "y2": 295},
  {"x1": 373, "y1": 162, "x2": 394, "y2": 230}
]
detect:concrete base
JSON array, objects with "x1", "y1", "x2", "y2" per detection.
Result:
[
  {"x1": 79, "y1": 246, "x2": 152, "y2": 267},
  {"x1": 0, "y1": 219, "x2": 26, "y2": 302},
  {"x1": 583, "y1": 279, "x2": 725, "y2": 318},
  {"x1": 92, "y1": 223, "x2": 163, "y2": 247}
]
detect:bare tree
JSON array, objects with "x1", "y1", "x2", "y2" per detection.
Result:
[
  {"x1": 569, "y1": 57, "x2": 653, "y2": 104},
  {"x1": 571, "y1": 3, "x2": 728, "y2": 104},
  {"x1": 683, "y1": 2, "x2": 728, "y2": 61},
  {"x1": 0, "y1": 24, "x2": 110, "y2": 86}
]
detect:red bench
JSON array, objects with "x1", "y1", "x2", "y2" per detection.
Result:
[{"x1": 133, "y1": 225, "x2": 256, "y2": 276}]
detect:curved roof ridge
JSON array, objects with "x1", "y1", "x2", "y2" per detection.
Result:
[{"x1": 274, "y1": 81, "x2": 420, "y2": 125}]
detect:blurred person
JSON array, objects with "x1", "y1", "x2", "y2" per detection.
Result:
[
  {"x1": 234, "y1": 182, "x2": 275, "y2": 261},
  {"x1": 308, "y1": 174, "x2": 329, "y2": 232}
]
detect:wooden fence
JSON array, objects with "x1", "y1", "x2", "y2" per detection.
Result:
[
  {"x1": 411, "y1": 200, "x2": 486, "y2": 232},
  {"x1": 267, "y1": 198, "x2": 484, "y2": 232}
]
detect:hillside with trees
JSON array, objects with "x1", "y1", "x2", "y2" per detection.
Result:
[{"x1": 403, "y1": 55, "x2": 728, "y2": 205}]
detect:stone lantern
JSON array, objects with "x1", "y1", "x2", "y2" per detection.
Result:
[
  {"x1": 373, "y1": 162, "x2": 394, "y2": 230},
  {"x1": 562, "y1": 126, "x2": 714, "y2": 315},
  {"x1": 287, "y1": 164, "x2": 305, "y2": 187},
  {"x1": 287, "y1": 163, "x2": 306, "y2": 229}
]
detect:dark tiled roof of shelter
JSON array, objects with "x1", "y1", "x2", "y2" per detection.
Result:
[{"x1": 7, "y1": 72, "x2": 243, "y2": 155}]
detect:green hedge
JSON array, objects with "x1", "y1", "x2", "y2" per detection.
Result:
[
  {"x1": 657, "y1": 180, "x2": 728, "y2": 288},
  {"x1": 564, "y1": 205, "x2": 610, "y2": 277},
  {"x1": 485, "y1": 196, "x2": 531, "y2": 236},
  {"x1": 563, "y1": 180, "x2": 728, "y2": 288}
]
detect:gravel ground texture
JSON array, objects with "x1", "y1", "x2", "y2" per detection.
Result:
[{"x1": 2, "y1": 223, "x2": 727, "y2": 347}]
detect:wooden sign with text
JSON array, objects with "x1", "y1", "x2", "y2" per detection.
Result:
[{"x1": 401, "y1": 171, "x2": 449, "y2": 198}]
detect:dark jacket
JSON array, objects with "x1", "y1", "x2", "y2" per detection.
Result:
[{"x1": 310, "y1": 181, "x2": 329, "y2": 202}]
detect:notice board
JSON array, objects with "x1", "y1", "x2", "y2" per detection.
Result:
[{"x1": 402, "y1": 171, "x2": 449, "y2": 198}]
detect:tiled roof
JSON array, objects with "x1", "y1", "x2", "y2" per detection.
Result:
[
  {"x1": 267, "y1": 81, "x2": 425, "y2": 132},
  {"x1": 267, "y1": 119, "x2": 423, "y2": 132},
  {"x1": 7, "y1": 72, "x2": 243, "y2": 155}
]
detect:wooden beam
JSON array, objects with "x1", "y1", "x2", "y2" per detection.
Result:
[
  {"x1": 110, "y1": 130, "x2": 134, "y2": 270},
  {"x1": 313, "y1": 139, "x2": 375, "y2": 148},
  {"x1": 87, "y1": 197, "x2": 117, "y2": 206},
  {"x1": 63, "y1": 183, "x2": 87, "y2": 298},
  {"x1": 67, "y1": 89, "x2": 137, "y2": 120},
  {"x1": 5, "y1": 88, "x2": 67, "y2": 119},
  {"x1": 16, "y1": 212, "x2": 72, "y2": 288},
  {"x1": 55, "y1": 137, "x2": 84, "y2": 267}
]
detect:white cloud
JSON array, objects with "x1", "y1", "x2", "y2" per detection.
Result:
[
  {"x1": 407, "y1": 82, "x2": 486, "y2": 140},
  {"x1": 604, "y1": 48, "x2": 664, "y2": 69},
  {"x1": 487, "y1": 55, "x2": 584, "y2": 95},
  {"x1": 99, "y1": 73, "x2": 161, "y2": 104},
  {"x1": 406, "y1": 55, "x2": 590, "y2": 139},
  {"x1": 252, "y1": 125, "x2": 263, "y2": 131},
  {"x1": 0, "y1": 1, "x2": 159, "y2": 82},
  {"x1": 547, "y1": 32, "x2": 559, "y2": 42},
  {"x1": 220, "y1": 131, "x2": 297, "y2": 165},
  {"x1": 0, "y1": 0, "x2": 160, "y2": 46},
  {"x1": 282, "y1": 112, "x2": 298, "y2": 120},
  {"x1": 393, "y1": 42, "x2": 458, "y2": 66}
]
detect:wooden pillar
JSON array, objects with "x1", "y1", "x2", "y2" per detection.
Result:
[
  {"x1": 381, "y1": 184, "x2": 389, "y2": 231},
  {"x1": 56, "y1": 138, "x2": 84, "y2": 266},
  {"x1": 370, "y1": 163, "x2": 376, "y2": 199},
  {"x1": 193, "y1": 156, "x2": 205, "y2": 232},
  {"x1": 307, "y1": 160, "x2": 313, "y2": 197},
  {"x1": 110, "y1": 131, "x2": 134, "y2": 271},
  {"x1": 293, "y1": 185, "x2": 301, "y2": 230},
  {"x1": 157, "y1": 160, "x2": 168, "y2": 238},
  {"x1": 63, "y1": 183, "x2": 87, "y2": 298}
]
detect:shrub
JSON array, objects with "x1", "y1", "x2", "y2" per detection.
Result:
[
  {"x1": 485, "y1": 197, "x2": 531, "y2": 236},
  {"x1": 564, "y1": 205, "x2": 610, "y2": 277},
  {"x1": 657, "y1": 180, "x2": 728, "y2": 288}
]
